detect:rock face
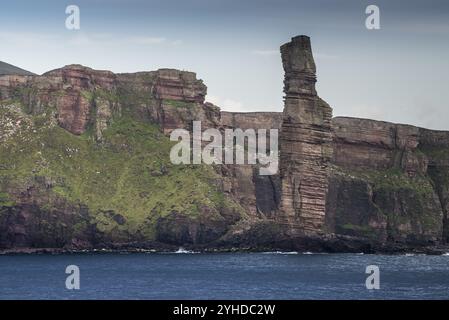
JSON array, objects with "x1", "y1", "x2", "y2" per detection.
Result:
[
  {"x1": 1, "y1": 35, "x2": 449, "y2": 252},
  {"x1": 419, "y1": 129, "x2": 449, "y2": 243},
  {"x1": 0, "y1": 66, "x2": 219, "y2": 139},
  {"x1": 220, "y1": 111, "x2": 282, "y2": 131},
  {"x1": 279, "y1": 36, "x2": 333, "y2": 235},
  {"x1": 331, "y1": 117, "x2": 426, "y2": 174},
  {"x1": 0, "y1": 65, "x2": 118, "y2": 139},
  {"x1": 220, "y1": 112, "x2": 283, "y2": 219},
  {"x1": 43, "y1": 65, "x2": 117, "y2": 136},
  {"x1": 152, "y1": 69, "x2": 206, "y2": 103},
  {"x1": 326, "y1": 117, "x2": 445, "y2": 247},
  {"x1": 117, "y1": 69, "x2": 219, "y2": 135}
]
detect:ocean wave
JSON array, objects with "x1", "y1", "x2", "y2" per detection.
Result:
[
  {"x1": 174, "y1": 248, "x2": 198, "y2": 254},
  {"x1": 261, "y1": 251, "x2": 299, "y2": 255}
]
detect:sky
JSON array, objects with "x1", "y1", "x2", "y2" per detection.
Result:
[{"x1": 1, "y1": 0, "x2": 449, "y2": 129}]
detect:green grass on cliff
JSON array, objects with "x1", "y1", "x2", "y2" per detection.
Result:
[
  {"x1": 331, "y1": 164, "x2": 442, "y2": 237},
  {"x1": 333, "y1": 165, "x2": 435, "y2": 197},
  {"x1": 419, "y1": 144, "x2": 449, "y2": 241},
  {"x1": 0, "y1": 192, "x2": 14, "y2": 207},
  {"x1": 419, "y1": 145, "x2": 449, "y2": 160},
  {"x1": 0, "y1": 104, "x2": 243, "y2": 240},
  {"x1": 419, "y1": 144, "x2": 449, "y2": 191}
]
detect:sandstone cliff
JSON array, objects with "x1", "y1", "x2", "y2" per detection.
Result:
[
  {"x1": 0, "y1": 66, "x2": 243, "y2": 249},
  {"x1": 326, "y1": 117, "x2": 447, "y2": 249},
  {"x1": 1, "y1": 36, "x2": 449, "y2": 253}
]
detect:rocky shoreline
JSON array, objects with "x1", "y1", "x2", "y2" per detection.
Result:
[{"x1": 2, "y1": 239, "x2": 449, "y2": 256}]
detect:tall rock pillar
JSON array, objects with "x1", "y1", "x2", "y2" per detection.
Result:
[{"x1": 279, "y1": 35, "x2": 333, "y2": 235}]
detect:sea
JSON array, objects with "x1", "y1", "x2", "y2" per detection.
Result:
[{"x1": 1, "y1": 251, "x2": 449, "y2": 299}]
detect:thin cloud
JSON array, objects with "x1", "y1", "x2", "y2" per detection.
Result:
[
  {"x1": 314, "y1": 53, "x2": 338, "y2": 60},
  {"x1": 171, "y1": 40, "x2": 184, "y2": 46},
  {"x1": 129, "y1": 36, "x2": 166, "y2": 45},
  {"x1": 67, "y1": 34, "x2": 91, "y2": 46},
  {"x1": 207, "y1": 95, "x2": 244, "y2": 112},
  {"x1": 392, "y1": 21, "x2": 449, "y2": 35},
  {"x1": 0, "y1": 31, "x2": 174, "y2": 47},
  {"x1": 0, "y1": 31, "x2": 58, "y2": 47},
  {"x1": 252, "y1": 50, "x2": 279, "y2": 56},
  {"x1": 67, "y1": 34, "x2": 171, "y2": 46}
]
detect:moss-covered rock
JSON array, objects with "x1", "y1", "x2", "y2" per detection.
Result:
[{"x1": 326, "y1": 166, "x2": 443, "y2": 246}]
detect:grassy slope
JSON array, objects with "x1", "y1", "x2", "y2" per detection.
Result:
[{"x1": 0, "y1": 102, "x2": 243, "y2": 242}]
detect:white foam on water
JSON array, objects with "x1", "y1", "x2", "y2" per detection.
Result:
[
  {"x1": 174, "y1": 247, "x2": 198, "y2": 254},
  {"x1": 261, "y1": 251, "x2": 299, "y2": 255}
]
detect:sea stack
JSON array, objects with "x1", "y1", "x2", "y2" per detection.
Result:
[{"x1": 279, "y1": 35, "x2": 333, "y2": 235}]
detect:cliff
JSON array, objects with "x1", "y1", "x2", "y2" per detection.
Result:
[
  {"x1": 327, "y1": 117, "x2": 449, "y2": 249},
  {"x1": 0, "y1": 65, "x2": 243, "y2": 249},
  {"x1": 1, "y1": 36, "x2": 449, "y2": 253}
]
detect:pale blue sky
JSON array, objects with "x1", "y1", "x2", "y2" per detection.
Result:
[{"x1": 1, "y1": 0, "x2": 449, "y2": 129}]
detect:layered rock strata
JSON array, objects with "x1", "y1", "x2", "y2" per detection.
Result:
[
  {"x1": 326, "y1": 117, "x2": 445, "y2": 247},
  {"x1": 279, "y1": 36, "x2": 333, "y2": 235}
]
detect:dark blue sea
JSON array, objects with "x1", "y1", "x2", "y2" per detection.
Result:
[{"x1": 1, "y1": 251, "x2": 449, "y2": 299}]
